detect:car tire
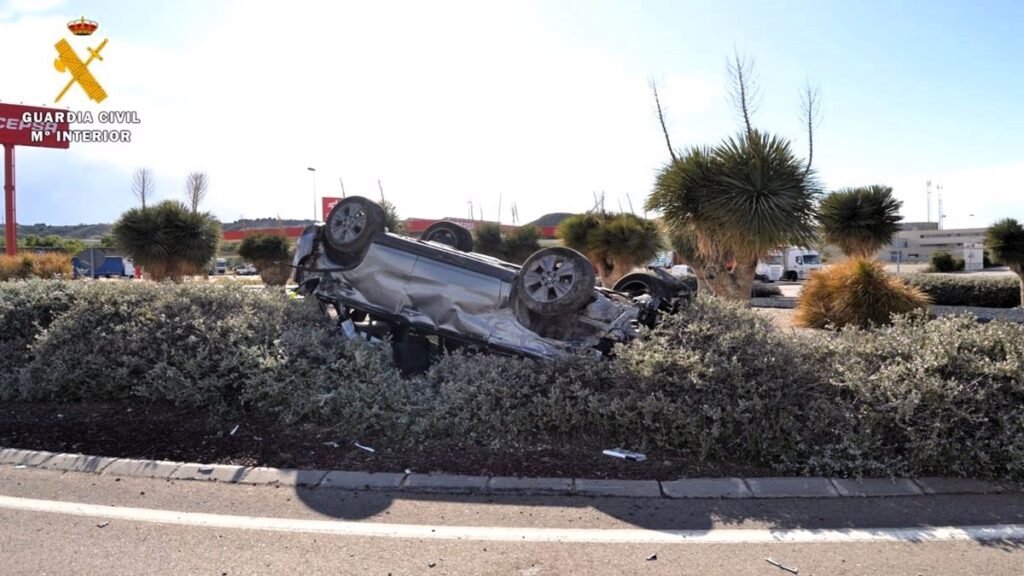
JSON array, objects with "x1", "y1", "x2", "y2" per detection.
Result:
[
  {"x1": 420, "y1": 221, "x2": 474, "y2": 252},
  {"x1": 324, "y1": 196, "x2": 386, "y2": 259},
  {"x1": 613, "y1": 272, "x2": 673, "y2": 300},
  {"x1": 516, "y1": 247, "x2": 595, "y2": 316}
]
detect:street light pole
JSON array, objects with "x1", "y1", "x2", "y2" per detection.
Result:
[{"x1": 307, "y1": 167, "x2": 316, "y2": 221}]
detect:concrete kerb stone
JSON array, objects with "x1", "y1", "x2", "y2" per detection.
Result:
[
  {"x1": 488, "y1": 476, "x2": 574, "y2": 496},
  {"x1": 403, "y1": 474, "x2": 489, "y2": 494},
  {"x1": 101, "y1": 458, "x2": 182, "y2": 480},
  {"x1": 0, "y1": 448, "x2": 45, "y2": 465},
  {"x1": 574, "y1": 478, "x2": 662, "y2": 498},
  {"x1": 831, "y1": 478, "x2": 923, "y2": 497},
  {"x1": 913, "y1": 477, "x2": 1006, "y2": 495},
  {"x1": 240, "y1": 467, "x2": 328, "y2": 487},
  {"x1": 36, "y1": 453, "x2": 118, "y2": 474},
  {"x1": 661, "y1": 477, "x2": 753, "y2": 499},
  {"x1": 319, "y1": 470, "x2": 406, "y2": 491},
  {"x1": 170, "y1": 463, "x2": 249, "y2": 483},
  {"x1": 746, "y1": 477, "x2": 839, "y2": 498}
]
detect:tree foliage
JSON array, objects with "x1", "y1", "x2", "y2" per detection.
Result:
[
  {"x1": 472, "y1": 223, "x2": 540, "y2": 264},
  {"x1": 112, "y1": 200, "x2": 221, "y2": 282},
  {"x1": 558, "y1": 212, "x2": 663, "y2": 286},
  {"x1": 239, "y1": 234, "x2": 293, "y2": 286},
  {"x1": 647, "y1": 55, "x2": 820, "y2": 301},
  {"x1": 380, "y1": 200, "x2": 404, "y2": 234},
  {"x1": 819, "y1": 185, "x2": 902, "y2": 258},
  {"x1": 473, "y1": 222, "x2": 505, "y2": 258},
  {"x1": 184, "y1": 171, "x2": 209, "y2": 213},
  {"x1": 986, "y1": 218, "x2": 1024, "y2": 306},
  {"x1": 132, "y1": 168, "x2": 153, "y2": 209}
]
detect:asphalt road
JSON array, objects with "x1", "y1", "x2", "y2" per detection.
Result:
[{"x1": 2, "y1": 466, "x2": 1024, "y2": 575}]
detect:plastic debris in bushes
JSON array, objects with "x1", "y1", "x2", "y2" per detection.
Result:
[{"x1": 602, "y1": 448, "x2": 647, "y2": 462}]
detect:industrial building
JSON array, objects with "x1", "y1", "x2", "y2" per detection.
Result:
[{"x1": 880, "y1": 222, "x2": 987, "y2": 269}]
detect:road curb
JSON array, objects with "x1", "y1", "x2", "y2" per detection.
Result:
[{"x1": 0, "y1": 446, "x2": 1014, "y2": 500}]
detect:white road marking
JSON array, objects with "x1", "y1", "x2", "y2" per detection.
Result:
[{"x1": 2, "y1": 495, "x2": 1023, "y2": 544}]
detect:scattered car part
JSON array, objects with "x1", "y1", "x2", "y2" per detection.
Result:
[{"x1": 602, "y1": 448, "x2": 647, "y2": 462}]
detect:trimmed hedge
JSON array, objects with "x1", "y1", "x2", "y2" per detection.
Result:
[
  {"x1": 903, "y1": 273, "x2": 1020, "y2": 308},
  {"x1": 2, "y1": 281, "x2": 1023, "y2": 480}
]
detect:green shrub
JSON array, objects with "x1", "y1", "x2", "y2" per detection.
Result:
[
  {"x1": 902, "y1": 273, "x2": 1020, "y2": 308},
  {"x1": 930, "y1": 250, "x2": 964, "y2": 273},
  {"x1": 796, "y1": 259, "x2": 929, "y2": 329},
  {"x1": 3, "y1": 281, "x2": 1024, "y2": 481}
]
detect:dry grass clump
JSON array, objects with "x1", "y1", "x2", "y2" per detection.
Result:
[
  {"x1": 0, "y1": 253, "x2": 71, "y2": 280},
  {"x1": 796, "y1": 259, "x2": 929, "y2": 329}
]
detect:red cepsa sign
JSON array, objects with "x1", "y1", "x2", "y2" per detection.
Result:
[
  {"x1": 322, "y1": 196, "x2": 342, "y2": 221},
  {"x1": 0, "y1": 103, "x2": 71, "y2": 149}
]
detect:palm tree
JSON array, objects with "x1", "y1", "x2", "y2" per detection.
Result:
[
  {"x1": 647, "y1": 131, "x2": 819, "y2": 300},
  {"x1": 112, "y1": 200, "x2": 221, "y2": 281},
  {"x1": 819, "y1": 185, "x2": 902, "y2": 258},
  {"x1": 238, "y1": 233, "x2": 293, "y2": 286},
  {"x1": 558, "y1": 212, "x2": 663, "y2": 286},
  {"x1": 986, "y1": 218, "x2": 1024, "y2": 306}
]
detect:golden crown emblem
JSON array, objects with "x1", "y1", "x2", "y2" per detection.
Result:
[{"x1": 67, "y1": 16, "x2": 99, "y2": 36}]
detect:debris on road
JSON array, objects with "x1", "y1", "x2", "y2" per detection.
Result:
[
  {"x1": 766, "y1": 557, "x2": 799, "y2": 574},
  {"x1": 322, "y1": 441, "x2": 340, "y2": 448},
  {"x1": 96, "y1": 521, "x2": 109, "y2": 528},
  {"x1": 198, "y1": 465, "x2": 214, "y2": 473},
  {"x1": 229, "y1": 425, "x2": 239, "y2": 436},
  {"x1": 646, "y1": 553, "x2": 658, "y2": 561},
  {"x1": 602, "y1": 448, "x2": 647, "y2": 462},
  {"x1": 354, "y1": 441, "x2": 376, "y2": 453},
  {"x1": 14, "y1": 464, "x2": 26, "y2": 469}
]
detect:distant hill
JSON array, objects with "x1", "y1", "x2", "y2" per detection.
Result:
[
  {"x1": 0, "y1": 223, "x2": 113, "y2": 240},
  {"x1": 1, "y1": 218, "x2": 317, "y2": 241},
  {"x1": 527, "y1": 212, "x2": 573, "y2": 228},
  {"x1": 222, "y1": 218, "x2": 314, "y2": 232}
]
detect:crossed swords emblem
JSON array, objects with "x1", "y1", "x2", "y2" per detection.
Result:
[{"x1": 53, "y1": 38, "x2": 108, "y2": 103}]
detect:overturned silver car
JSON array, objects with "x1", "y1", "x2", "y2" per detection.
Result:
[{"x1": 293, "y1": 197, "x2": 694, "y2": 371}]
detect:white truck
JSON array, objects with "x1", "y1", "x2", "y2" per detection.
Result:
[{"x1": 755, "y1": 247, "x2": 822, "y2": 282}]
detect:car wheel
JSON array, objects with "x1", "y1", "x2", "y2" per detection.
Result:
[
  {"x1": 516, "y1": 247, "x2": 595, "y2": 316},
  {"x1": 420, "y1": 221, "x2": 474, "y2": 252},
  {"x1": 613, "y1": 272, "x2": 673, "y2": 300},
  {"x1": 324, "y1": 196, "x2": 386, "y2": 259}
]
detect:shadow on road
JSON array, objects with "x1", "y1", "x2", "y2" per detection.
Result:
[{"x1": 293, "y1": 485, "x2": 1024, "y2": 549}]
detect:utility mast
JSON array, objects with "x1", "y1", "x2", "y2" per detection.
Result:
[{"x1": 936, "y1": 184, "x2": 944, "y2": 230}]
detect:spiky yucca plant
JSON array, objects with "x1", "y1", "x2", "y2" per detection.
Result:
[
  {"x1": 985, "y1": 218, "x2": 1024, "y2": 306},
  {"x1": 648, "y1": 131, "x2": 819, "y2": 300},
  {"x1": 795, "y1": 259, "x2": 929, "y2": 329},
  {"x1": 558, "y1": 212, "x2": 663, "y2": 286},
  {"x1": 238, "y1": 234, "x2": 293, "y2": 286},
  {"x1": 503, "y1": 225, "x2": 540, "y2": 264},
  {"x1": 473, "y1": 222, "x2": 506, "y2": 259},
  {"x1": 112, "y1": 200, "x2": 221, "y2": 282},
  {"x1": 819, "y1": 185, "x2": 902, "y2": 258}
]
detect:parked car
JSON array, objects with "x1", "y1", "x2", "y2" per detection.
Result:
[
  {"x1": 234, "y1": 263, "x2": 257, "y2": 275},
  {"x1": 293, "y1": 197, "x2": 695, "y2": 371}
]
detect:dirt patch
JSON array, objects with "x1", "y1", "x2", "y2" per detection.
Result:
[{"x1": 0, "y1": 401, "x2": 771, "y2": 481}]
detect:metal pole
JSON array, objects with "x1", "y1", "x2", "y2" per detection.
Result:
[
  {"x1": 307, "y1": 167, "x2": 316, "y2": 221},
  {"x1": 3, "y1": 144, "x2": 15, "y2": 256}
]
